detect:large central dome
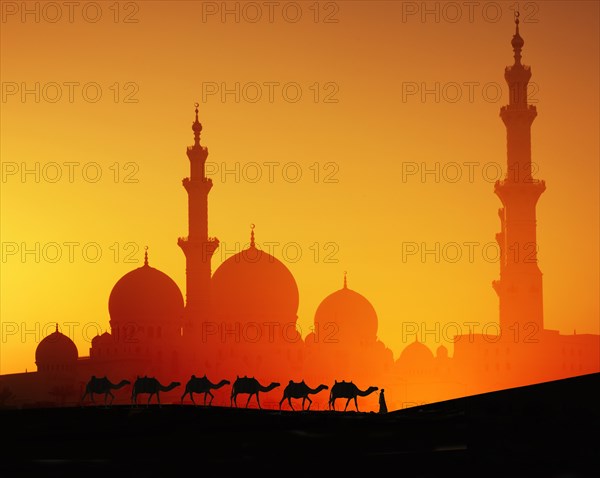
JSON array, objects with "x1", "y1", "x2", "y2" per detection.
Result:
[
  {"x1": 108, "y1": 254, "x2": 184, "y2": 325},
  {"x1": 211, "y1": 231, "x2": 299, "y2": 325}
]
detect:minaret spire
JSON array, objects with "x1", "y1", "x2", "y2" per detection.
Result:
[
  {"x1": 343, "y1": 271, "x2": 348, "y2": 289},
  {"x1": 250, "y1": 223, "x2": 256, "y2": 248},
  {"x1": 511, "y1": 11, "x2": 524, "y2": 65},
  {"x1": 192, "y1": 102, "x2": 202, "y2": 147},
  {"x1": 493, "y1": 18, "x2": 546, "y2": 335},
  {"x1": 144, "y1": 246, "x2": 148, "y2": 266}
]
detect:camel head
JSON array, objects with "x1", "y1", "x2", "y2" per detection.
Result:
[
  {"x1": 365, "y1": 386, "x2": 379, "y2": 395},
  {"x1": 265, "y1": 382, "x2": 281, "y2": 392}
]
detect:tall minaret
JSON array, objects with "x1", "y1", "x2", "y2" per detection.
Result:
[
  {"x1": 493, "y1": 13, "x2": 546, "y2": 336},
  {"x1": 178, "y1": 103, "x2": 219, "y2": 336}
]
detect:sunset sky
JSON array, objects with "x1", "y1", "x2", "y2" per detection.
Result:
[{"x1": 1, "y1": 0, "x2": 598, "y2": 375}]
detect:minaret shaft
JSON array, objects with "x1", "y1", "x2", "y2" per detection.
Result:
[
  {"x1": 492, "y1": 15, "x2": 545, "y2": 337},
  {"x1": 178, "y1": 105, "x2": 219, "y2": 333}
]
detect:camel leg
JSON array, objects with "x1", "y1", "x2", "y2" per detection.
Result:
[
  {"x1": 245, "y1": 394, "x2": 252, "y2": 408},
  {"x1": 256, "y1": 394, "x2": 262, "y2": 410},
  {"x1": 344, "y1": 398, "x2": 351, "y2": 411},
  {"x1": 306, "y1": 396, "x2": 312, "y2": 410},
  {"x1": 354, "y1": 397, "x2": 359, "y2": 412},
  {"x1": 207, "y1": 391, "x2": 214, "y2": 406},
  {"x1": 288, "y1": 397, "x2": 294, "y2": 411},
  {"x1": 279, "y1": 396, "x2": 285, "y2": 410}
]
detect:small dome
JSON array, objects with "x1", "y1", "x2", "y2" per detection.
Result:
[
  {"x1": 436, "y1": 345, "x2": 449, "y2": 359},
  {"x1": 314, "y1": 282, "x2": 378, "y2": 343},
  {"x1": 211, "y1": 242, "x2": 299, "y2": 325},
  {"x1": 398, "y1": 339, "x2": 434, "y2": 364},
  {"x1": 35, "y1": 327, "x2": 78, "y2": 366},
  {"x1": 92, "y1": 331, "x2": 113, "y2": 347},
  {"x1": 108, "y1": 261, "x2": 184, "y2": 325}
]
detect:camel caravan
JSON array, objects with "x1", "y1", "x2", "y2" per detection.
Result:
[{"x1": 80, "y1": 375, "x2": 384, "y2": 412}]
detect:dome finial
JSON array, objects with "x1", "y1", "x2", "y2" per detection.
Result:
[
  {"x1": 55, "y1": 322, "x2": 59, "y2": 333},
  {"x1": 250, "y1": 224, "x2": 256, "y2": 248},
  {"x1": 192, "y1": 102, "x2": 202, "y2": 146},
  {"x1": 144, "y1": 246, "x2": 149, "y2": 266},
  {"x1": 343, "y1": 271, "x2": 348, "y2": 289}
]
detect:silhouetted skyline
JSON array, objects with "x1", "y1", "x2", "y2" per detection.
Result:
[{"x1": 1, "y1": 3, "x2": 598, "y2": 412}]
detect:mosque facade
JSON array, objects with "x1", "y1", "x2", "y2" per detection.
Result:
[{"x1": 1, "y1": 19, "x2": 598, "y2": 412}]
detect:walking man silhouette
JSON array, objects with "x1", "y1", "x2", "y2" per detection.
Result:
[{"x1": 379, "y1": 389, "x2": 388, "y2": 414}]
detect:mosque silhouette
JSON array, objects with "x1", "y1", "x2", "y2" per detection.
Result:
[{"x1": 1, "y1": 17, "x2": 598, "y2": 412}]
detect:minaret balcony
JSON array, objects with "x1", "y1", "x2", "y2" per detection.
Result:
[
  {"x1": 500, "y1": 104, "x2": 537, "y2": 122},
  {"x1": 182, "y1": 176, "x2": 213, "y2": 193},
  {"x1": 178, "y1": 236, "x2": 220, "y2": 259},
  {"x1": 178, "y1": 236, "x2": 220, "y2": 247},
  {"x1": 504, "y1": 64, "x2": 532, "y2": 84},
  {"x1": 186, "y1": 144, "x2": 208, "y2": 154},
  {"x1": 494, "y1": 178, "x2": 546, "y2": 192},
  {"x1": 494, "y1": 179, "x2": 546, "y2": 206}
]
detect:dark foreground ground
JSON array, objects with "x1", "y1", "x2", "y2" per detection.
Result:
[{"x1": 1, "y1": 373, "x2": 598, "y2": 477}]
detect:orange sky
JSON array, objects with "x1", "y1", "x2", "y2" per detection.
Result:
[{"x1": 1, "y1": 0, "x2": 599, "y2": 375}]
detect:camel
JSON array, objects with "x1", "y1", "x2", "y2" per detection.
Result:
[
  {"x1": 279, "y1": 380, "x2": 328, "y2": 411},
  {"x1": 230, "y1": 376, "x2": 280, "y2": 409},
  {"x1": 81, "y1": 376, "x2": 130, "y2": 406},
  {"x1": 328, "y1": 380, "x2": 378, "y2": 412},
  {"x1": 131, "y1": 376, "x2": 181, "y2": 406},
  {"x1": 181, "y1": 375, "x2": 230, "y2": 406}
]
